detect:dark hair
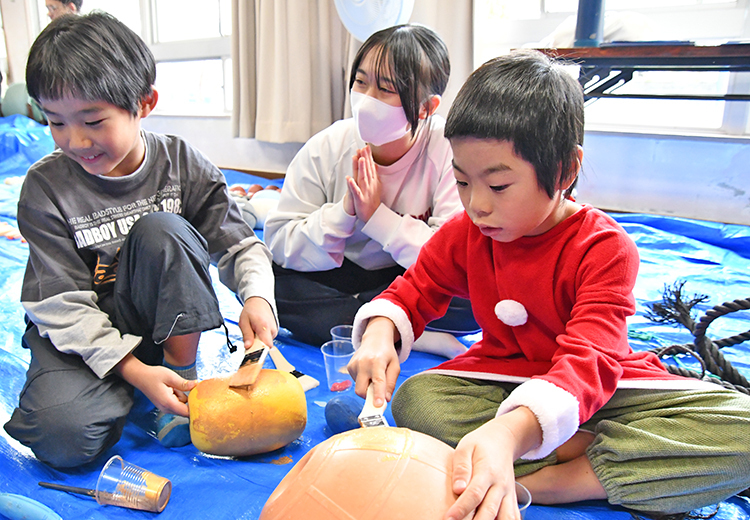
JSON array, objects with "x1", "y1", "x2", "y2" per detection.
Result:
[
  {"x1": 26, "y1": 11, "x2": 155, "y2": 116},
  {"x1": 49, "y1": 0, "x2": 83, "y2": 11},
  {"x1": 445, "y1": 50, "x2": 584, "y2": 198},
  {"x1": 348, "y1": 24, "x2": 450, "y2": 138}
]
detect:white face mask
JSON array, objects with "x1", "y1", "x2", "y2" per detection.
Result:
[{"x1": 350, "y1": 91, "x2": 411, "y2": 146}]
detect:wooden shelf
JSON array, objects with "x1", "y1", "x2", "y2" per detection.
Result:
[{"x1": 535, "y1": 43, "x2": 750, "y2": 101}]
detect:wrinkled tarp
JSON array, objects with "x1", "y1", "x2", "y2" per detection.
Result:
[{"x1": 1, "y1": 115, "x2": 748, "y2": 520}]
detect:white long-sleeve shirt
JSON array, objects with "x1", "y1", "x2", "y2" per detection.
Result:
[{"x1": 263, "y1": 116, "x2": 462, "y2": 272}]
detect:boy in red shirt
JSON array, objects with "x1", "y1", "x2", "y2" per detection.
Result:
[{"x1": 348, "y1": 50, "x2": 750, "y2": 519}]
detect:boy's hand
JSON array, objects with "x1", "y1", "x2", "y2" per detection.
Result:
[
  {"x1": 347, "y1": 316, "x2": 400, "y2": 407},
  {"x1": 346, "y1": 146, "x2": 382, "y2": 223},
  {"x1": 238, "y1": 296, "x2": 278, "y2": 349},
  {"x1": 115, "y1": 354, "x2": 196, "y2": 417},
  {"x1": 445, "y1": 408, "x2": 542, "y2": 520}
]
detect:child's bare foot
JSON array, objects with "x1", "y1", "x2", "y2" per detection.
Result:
[{"x1": 412, "y1": 331, "x2": 467, "y2": 359}]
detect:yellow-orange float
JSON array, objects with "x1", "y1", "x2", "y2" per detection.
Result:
[{"x1": 188, "y1": 369, "x2": 307, "y2": 456}]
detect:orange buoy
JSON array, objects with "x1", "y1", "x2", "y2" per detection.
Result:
[
  {"x1": 260, "y1": 427, "x2": 457, "y2": 519},
  {"x1": 188, "y1": 369, "x2": 307, "y2": 456}
]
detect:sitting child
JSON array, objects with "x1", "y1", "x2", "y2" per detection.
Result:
[
  {"x1": 3, "y1": 12, "x2": 277, "y2": 468},
  {"x1": 348, "y1": 50, "x2": 750, "y2": 519},
  {"x1": 263, "y1": 24, "x2": 478, "y2": 349}
]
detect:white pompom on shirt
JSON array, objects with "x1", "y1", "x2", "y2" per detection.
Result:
[{"x1": 494, "y1": 299, "x2": 528, "y2": 326}]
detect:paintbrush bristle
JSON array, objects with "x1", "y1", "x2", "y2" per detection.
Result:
[
  {"x1": 357, "y1": 383, "x2": 388, "y2": 428},
  {"x1": 228, "y1": 343, "x2": 269, "y2": 388},
  {"x1": 358, "y1": 415, "x2": 389, "y2": 428},
  {"x1": 240, "y1": 348, "x2": 265, "y2": 366},
  {"x1": 296, "y1": 373, "x2": 320, "y2": 391}
]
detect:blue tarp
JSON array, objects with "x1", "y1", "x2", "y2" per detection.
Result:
[{"x1": 1, "y1": 115, "x2": 749, "y2": 519}]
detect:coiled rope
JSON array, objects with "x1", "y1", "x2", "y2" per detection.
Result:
[{"x1": 647, "y1": 283, "x2": 750, "y2": 395}]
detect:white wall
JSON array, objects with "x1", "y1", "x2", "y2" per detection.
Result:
[{"x1": 579, "y1": 132, "x2": 750, "y2": 225}]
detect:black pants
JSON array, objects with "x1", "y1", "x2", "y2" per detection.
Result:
[
  {"x1": 273, "y1": 259, "x2": 479, "y2": 346},
  {"x1": 4, "y1": 213, "x2": 223, "y2": 468}
]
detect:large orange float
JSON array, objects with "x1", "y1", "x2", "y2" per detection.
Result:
[
  {"x1": 188, "y1": 369, "x2": 307, "y2": 456},
  {"x1": 259, "y1": 427, "x2": 458, "y2": 519}
]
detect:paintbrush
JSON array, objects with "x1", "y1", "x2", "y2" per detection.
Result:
[
  {"x1": 38, "y1": 483, "x2": 116, "y2": 507},
  {"x1": 267, "y1": 347, "x2": 320, "y2": 392},
  {"x1": 358, "y1": 383, "x2": 389, "y2": 428},
  {"x1": 228, "y1": 335, "x2": 269, "y2": 388},
  {"x1": 38, "y1": 481, "x2": 95, "y2": 498}
]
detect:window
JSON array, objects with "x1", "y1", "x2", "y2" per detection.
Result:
[
  {"x1": 147, "y1": 0, "x2": 232, "y2": 116},
  {"x1": 545, "y1": 0, "x2": 737, "y2": 11},
  {"x1": 33, "y1": 0, "x2": 231, "y2": 117},
  {"x1": 35, "y1": 0, "x2": 141, "y2": 34},
  {"x1": 583, "y1": 72, "x2": 729, "y2": 131},
  {"x1": 474, "y1": 0, "x2": 750, "y2": 136},
  {"x1": 154, "y1": 59, "x2": 232, "y2": 116},
  {"x1": 152, "y1": 0, "x2": 231, "y2": 42}
]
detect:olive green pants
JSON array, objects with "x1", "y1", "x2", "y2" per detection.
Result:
[{"x1": 391, "y1": 373, "x2": 750, "y2": 515}]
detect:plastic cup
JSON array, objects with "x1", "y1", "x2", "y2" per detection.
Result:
[
  {"x1": 321, "y1": 340, "x2": 355, "y2": 392},
  {"x1": 95, "y1": 455, "x2": 172, "y2": 513},
  {"x1": 517, "y1": 481, "x2": 532, "y2": 519},
  {"x1": 330, "y1": 324, "x2": 353, "y2": 342}
]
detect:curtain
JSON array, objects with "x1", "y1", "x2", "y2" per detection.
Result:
[
  {"x1": 410, "y1": 0, "x2": 474, "y2": 121},
  {"x1": 232, "y1": 0, "x2": 473, "y2": 144},
  {"x1": 232, "y1": 0, "x2": 351, "y2": 143}
]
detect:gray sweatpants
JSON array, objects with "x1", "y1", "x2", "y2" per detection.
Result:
[
  {"x1": 4, "y1": 213, "x2": 224, "y2": 468},
  {"x1": 391, "y1": 373, "x2": 750, "y2": 515}
]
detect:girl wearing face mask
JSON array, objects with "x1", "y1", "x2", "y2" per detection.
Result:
[{"x1": 264, "y1": 24, "x2": 478, "y2": 348}]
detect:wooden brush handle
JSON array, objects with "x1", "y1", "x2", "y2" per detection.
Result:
[
  {"x1": 361, "y1": 383, "x2": 387, "y2": 417},
  {"x1": 268, "y1": 347, "x2": 295, "y2": 372}
]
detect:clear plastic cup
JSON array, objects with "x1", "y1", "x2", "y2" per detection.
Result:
[
  {"x1": 330, "y1": 324, "x2": 353, "y2": 342},
  {"x1": 95, "y1": 455, "x2": 172, "y2": 513},
  {"x1": 517, "y1": 481, "x2": 532, "y2": 519},
  {"x1": 321, "y1": 339, "x2": 355, "y2": 392}
]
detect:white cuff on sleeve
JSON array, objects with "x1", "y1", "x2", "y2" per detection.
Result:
[
  {"x1": 496, "y1": 378, "x2": 580, "y2": 459},
  {"x1": 322, "y1": 200, "x2": 357, "y2": 235},
  {"x1": 352, "y1": 299, "x2": 414, "y2": 363},
  {"x1": 361, "y1": 204, "x2": 401, "y2": 244}
]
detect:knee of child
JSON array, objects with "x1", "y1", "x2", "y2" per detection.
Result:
[
  {"x1": 35, "y1": 438, "x2": 109, "y2": 469},
  {"x1": 127, "y1": 212, "x2": 206, "y2": 257},
  {"x1": 390, "y1": 375, "x2": 429, "y2": 427},
  {"x1": 7, "y1": 376, "x2": 133, "y2": 468},
  {"x1": 20, "y1": 406, "x2": 126, "y2": 468},
  {"x1": 129, "y1": 212, "x2": 186, "y2": 242}
]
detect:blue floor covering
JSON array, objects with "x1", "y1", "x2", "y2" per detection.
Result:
[{"x1": 1, "y1": 114, "x2": 749, "y2": 519}]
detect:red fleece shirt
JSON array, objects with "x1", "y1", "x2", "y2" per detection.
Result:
[{"x1": 375, "y1": 206, "x2": 687, "y2": 425}]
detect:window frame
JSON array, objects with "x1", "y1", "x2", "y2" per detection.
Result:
[
  {"x1": 28, "y1": 0, "x2": 232, "y2": 117},
  {"x1": 474, "y1": 0, "x2": 750, "y2": 139},
  {"x1": 141, "y1": 0, "x2": 232, "y2": 117}
]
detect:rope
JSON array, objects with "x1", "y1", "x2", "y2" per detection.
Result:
[{"x1": 649, "y1": 297, "x2": 750, "y2": 395}]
